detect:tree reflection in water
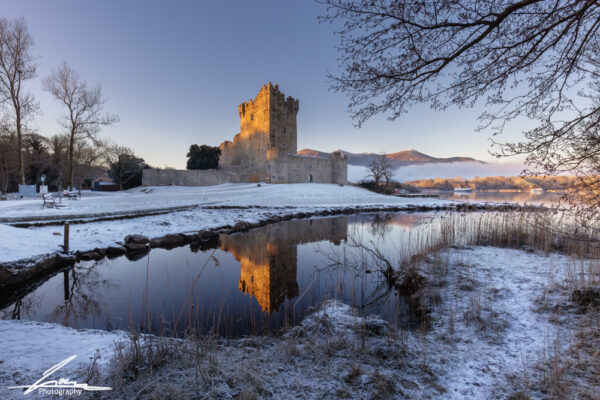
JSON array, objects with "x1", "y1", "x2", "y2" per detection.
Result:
[{"x1": 7, "y1": 261, "x2": 118, "y2": 329}]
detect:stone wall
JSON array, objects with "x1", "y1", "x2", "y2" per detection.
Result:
[
  {"x1": 267, "y1": 152, "x2": 347, "y2": 185},
  {"x1": 142, "y1": 168, "x2": 254, "y2": 186}
]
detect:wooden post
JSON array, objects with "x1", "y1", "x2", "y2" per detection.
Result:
[
  {"x1": 64, "y1": 223, "x2": 69, "y2": 253},
  {"x1": 63, "y1": 270, "x2": 70, "y2": 301}
]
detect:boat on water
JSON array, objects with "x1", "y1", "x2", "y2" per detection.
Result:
[
  {"x1": 453, "y1": 187, "x2": 473, "y2": 193},
  {"x1": 530, "y1": 188, "x2": 544, "y2": 194}
]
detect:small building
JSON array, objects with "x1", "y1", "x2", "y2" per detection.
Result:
[{"x1": 92, "y1": 175, "x2": 119, "y2": 191}]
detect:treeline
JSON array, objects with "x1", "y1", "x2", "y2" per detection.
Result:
[
  {"x1": 404, "y1": 176, "x2": 579, "y2": 191},
  {"x1": 0, "y1": 133, "x2": 148, "y2": 192},
  {"x1": 0, "y1": 16, "x2": 144, "y2": 193}
]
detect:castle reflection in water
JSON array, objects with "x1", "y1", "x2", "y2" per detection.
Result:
[{"x1": 220, "y1": 217, "x2": 348, "y2": 313}]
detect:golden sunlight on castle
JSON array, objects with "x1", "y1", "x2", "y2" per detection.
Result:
[
  {"x1": 220, "y1": 217, "x2": 348, "y2": 313},
  {"x1": 143, "y1": 83, "x2": 348, "y2": 186}
]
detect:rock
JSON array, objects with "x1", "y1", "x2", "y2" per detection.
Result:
[
  {"x1": 124, "y1": 234, "x2": 150, "y2": 245},
  {"x1": 450, "y1": 244, "x2": 474, "y2": 250},
  {"x1": 231, "y1": 221, "x2": 252, "y2": 233},
  {"x1": 355, "y1": 318, "x2": 388, "y2": 336},
  {"x1": 150, "y1": 234, "x2": 186, "y2": 248},
  {"x1": 105, "y1": 245, "x2": 127, "y2": 257},
  {"x1": 198, "y1": 230, "x2": 219, "y2": 241},
  {"x1": 521, "y1": 245, "x2": 535, "y2": 253},
  {"x1": 571, "y1": 288, "x2": 600, "y2": 310},
  {"x1": 125, "y1": 242, "x2": 148, "y2": 253},
  {"x1": 76, "y1": 250, "x2": 103, "y2": 261}
]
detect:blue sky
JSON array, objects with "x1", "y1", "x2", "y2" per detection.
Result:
[{"x1": 3, "y1": 1, "x2": 527, "y2": 169}]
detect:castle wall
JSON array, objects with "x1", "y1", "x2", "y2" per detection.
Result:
[
  {"x1": 268, "y1": 153, "x2": 347, "y2": 185},
  {"x1": 265, "y1": 85, "x2": 298, "y2": 160},
  {"x1": 142, "y1": 168, "x2": 263, "y2": 186}
]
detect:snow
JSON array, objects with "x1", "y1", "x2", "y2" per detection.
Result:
[
  {"x1": 421, "y1": 247, "x2": 570, "y2": 398},
  {"x1": 0, "y1": 320, "x2": 127, "y2": 399},
  {"x1": 0, "y1": 224, "x2": 59, "y2": 263},
  {"x1": 0, "y1": 183, "x2": 444, "y2": 222},
  {"x1": 0, "y1": 184, "x2": 452, "y2": 264}
]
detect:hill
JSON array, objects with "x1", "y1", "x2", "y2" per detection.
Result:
[{"x1": 298, "y1": 149, "x2": 483, "y2": 168}]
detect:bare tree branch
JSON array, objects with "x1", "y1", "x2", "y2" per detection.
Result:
[{"x1": 43, "y1": 62, "x2": 118, "y2": 189}]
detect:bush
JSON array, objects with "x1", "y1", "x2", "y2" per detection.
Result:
[{"x1": 186, "y1": 144, "x2": 220, "y2": 170}]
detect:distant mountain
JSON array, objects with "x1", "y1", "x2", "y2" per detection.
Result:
[{"x1": 298, "y1": 149, "x2": 484, "y2": 168}]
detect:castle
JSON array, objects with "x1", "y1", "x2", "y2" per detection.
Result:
[
  {"x1": 142, "y1": 83, "x2": 348, "y2": 186},
  {"x1": 220, "y1": 216, "x2": 348, "y2": 313}
]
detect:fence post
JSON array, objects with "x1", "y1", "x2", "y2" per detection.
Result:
[{"x1": 64, "y1": 223, "x2": 69, "y2": 253}]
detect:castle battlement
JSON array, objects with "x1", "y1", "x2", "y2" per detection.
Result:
[{"x1": 217, "y1": 84, "x2": 346, "y2": 184}]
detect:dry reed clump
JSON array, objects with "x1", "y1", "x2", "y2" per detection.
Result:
[
  {"x1": 370, "y1": 370, "x2": 396, "y2": 399},
  {"x1": 110, "y1": 334, "x2": 175, "y2": 385},
  {"x1": 570, "y1": 288, "x2": 600, "y2": 311},
  {"x1": 424, "y1": 210, "x2": 600, "y2": 259},
  {"x1": 343, "y1": 364, "x2": 362, "y2": 384},
  {"x1": 518, "y1": 258, "x2": 600, "y2": 398}
]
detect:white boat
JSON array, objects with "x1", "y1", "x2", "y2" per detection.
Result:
[
  {"x1": 530, "y1": 188, "x2": 544, "y2": 194},
  {"x1": 453, "y1": 187, "x2": 473, "y2": 193}
]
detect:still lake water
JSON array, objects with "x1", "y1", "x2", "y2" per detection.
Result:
[
  {"x1": 433, "y1": 190, "x2": 562, "y2": 205},
  {"x1": 1, "y1": 213, "x2": 448, "y2": 337}
]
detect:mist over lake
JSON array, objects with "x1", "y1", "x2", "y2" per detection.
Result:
[{"x1": 348, "y1": 161, "x2": 526, "y2": 183}]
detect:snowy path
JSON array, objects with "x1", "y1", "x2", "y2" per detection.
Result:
[{"x1": 424, "y1": 247, "x2": 569, "y2": 399}]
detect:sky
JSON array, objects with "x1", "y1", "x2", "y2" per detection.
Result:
[{"x1": 2, "y1": 0, "x2": 528, "y2": 170}]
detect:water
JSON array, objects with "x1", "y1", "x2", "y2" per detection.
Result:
[
  {"x1": 433, "y1": 190, "x2": 562, "y2": 205},
  {"x1": 1, "y1": 212, "x2": 451, "y2": 337}
]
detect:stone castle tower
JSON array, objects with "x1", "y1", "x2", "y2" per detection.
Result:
[
  {"x1": 143, "y1": 83, "x2": 347, "y2": 186},
  {"x1": 219, "y1": 83, "x2": 299, "y2": 169}
]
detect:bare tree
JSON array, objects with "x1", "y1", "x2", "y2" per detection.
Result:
[
  {"x1": 367, "y1": 155, "x2": 384, "y2": 186},
  {"x1": 0, "y1": 17, "x2": 38, "y2": 185},
  {"x1": 319, "y1": 1, "x2": 600, "y2": 210},
  {"x1": 367, "y1": 154, "x2": 394, "y2": 193},
  {"x1": 381, "y1": 156, "x2": 394, "y2": 194},
  {"x1": 43, "y1": 62, "x2": 117, "y2": 189}
]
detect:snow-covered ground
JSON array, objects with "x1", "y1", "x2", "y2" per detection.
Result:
[
  {"x1": 0, "y1": 183, "x2": 445, "y2": 222},
  {"x1": 1, "y1": 247, "x2": 592, "y2": 399},
  {"x1": 0, "y1": 320, "x2": 127, "y2": 399},
  {"x1": 0, "y1": 184, "x2": 452, "y2": 264}
]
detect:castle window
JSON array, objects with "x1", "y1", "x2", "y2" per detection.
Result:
[
  {"x1": 281, "y1": 128, "x2": 286, "y2": 134},
  {"x1": 250, "y1": 114, "x2": 254, "y2": 121}
]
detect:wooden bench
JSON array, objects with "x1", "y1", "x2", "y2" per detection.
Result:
[
  {"x1": 42, "y1": 193, "x2": 56, "y2": 208},
  {"x1": 64, "y1": 190, "x2": 80, "y2": 200}
]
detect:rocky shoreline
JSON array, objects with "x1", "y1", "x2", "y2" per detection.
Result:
[{"x1": 0, "y1": 201, "x2": 537, "y2": 299}]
